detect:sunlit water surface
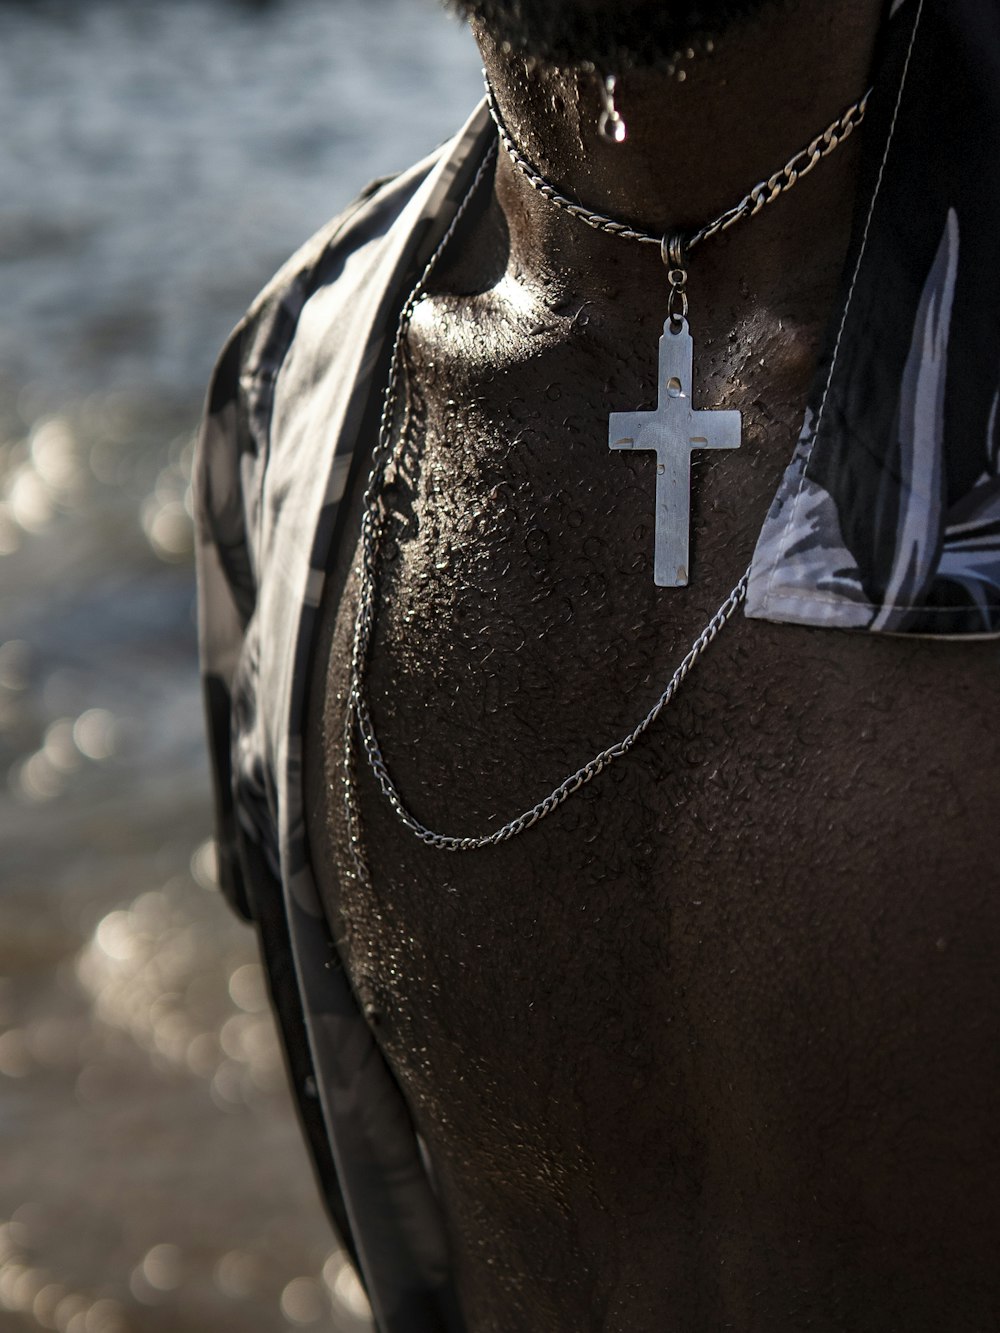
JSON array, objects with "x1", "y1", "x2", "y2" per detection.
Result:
[{"x1": 0, "y1": 3, "x2": 481, "y2": 1329}]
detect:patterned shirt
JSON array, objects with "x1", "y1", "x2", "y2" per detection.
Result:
[{"x1": 194, "y1": 2, "x2": 999, "y2": 1328}]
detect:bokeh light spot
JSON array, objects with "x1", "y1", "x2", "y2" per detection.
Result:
[
  {"x1": 44, "y1": 719, "x2": 82, "y2": 773},
  {"x1": 142, "y1": 1242, "x2": 181, "y2": 1291},
  {"x1": 334, "y1": 1265, "x2": 373, "y2": 1322},
  {"x1": 31, "y1": 418, "x2": 81, "y2": 493},
  {"x1": 84, "y1": 1299, "x2": 125, "y2": 1333},
  {"x1": 142, "y1": 497, "x2": 192, "y2": 561},
  {"x1": 228, "y1": 962, "x2": 267, "y2": 1014},
  {"x1": 12, "y1": 751, "x2": 63, "y2": 802},
  {"x1": 189, "y1": 838, "x2": 217, "y2": 890},
  {"x1": 0, "y1": 641, "x2": 29, "y2": 692},
  {"x1": 72, "y1": 709, "x2": 117, "y2": 761},
  {"x1": 214, "y1": 1249, "x2": 257, "y2": 1299},
  {"x1": 32, "y1": 1281, "x2": 67, "y2": 1329},
  {"x1": 0, "y1": 503, "x2": 20, "y2": 555},
  {"x1": 322, "y1": 1252, "x2": 372, "y2": 1322},
  {"x1": 280, "y1": 1276, "x2": 326, "y2": 1325},
  {"x1": 94, "y1": 911, "x2": 134, "y2": 962},
  {"x1": 0, "y1": 1030, "x2": 31, "y2": 1079},
  {"x1": 8, "y1": 466, "x2": 52, "y2": 531},
  {"x1": 52, "y1": 1292, "x2": 90, "y2": 1329}
]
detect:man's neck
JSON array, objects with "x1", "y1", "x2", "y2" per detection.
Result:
[{"x1": 476, "y1": 2, "x2": 884, "y2": 308}]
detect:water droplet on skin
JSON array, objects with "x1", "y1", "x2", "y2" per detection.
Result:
[{"x1": 600, "y1": 114, "x2": 627, "y2": 144}]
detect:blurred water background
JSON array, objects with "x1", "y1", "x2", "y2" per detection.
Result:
[{"x1": 0, "y1": 3, "x2": 481, "y2": 1329}]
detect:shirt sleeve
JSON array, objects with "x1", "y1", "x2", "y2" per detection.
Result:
[{"x1": 193, "y1": 320, "x2": 256, "y2": 922}]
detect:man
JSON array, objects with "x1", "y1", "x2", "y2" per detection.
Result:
[{"x1": 195, "y1": 1, "x2": 1000, "y2": 1328}]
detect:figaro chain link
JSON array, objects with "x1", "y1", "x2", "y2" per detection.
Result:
[{"x1": 344, "y1": 145, "x2": 750, "y2": 861}]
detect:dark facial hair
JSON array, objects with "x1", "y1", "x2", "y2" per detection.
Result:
[{"x1": 447, "y1": 0, "x2": 780, "y2": 68}]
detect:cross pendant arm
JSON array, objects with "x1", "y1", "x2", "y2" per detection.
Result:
[{"x1": 608, "y1": 319, "x2": 741, "y2": 587}]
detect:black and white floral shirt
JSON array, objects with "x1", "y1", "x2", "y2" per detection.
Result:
[{"x1": 195, "y1": 2, "x2": 999, "y2": 1328}]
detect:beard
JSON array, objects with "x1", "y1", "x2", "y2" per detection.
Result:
[{"x1": 447, "y1": 0, "x2": 782, "y2": 68}]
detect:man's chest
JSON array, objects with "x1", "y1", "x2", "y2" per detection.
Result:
[
  {"x1": 310, "y1": 324, "x2": 998, "y2": 1075},
  {"x1": 303, "y1": 316, "x2": 1000, "y2": 1313}
]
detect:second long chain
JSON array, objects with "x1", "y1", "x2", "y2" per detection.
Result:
[{"x1": 345, "y1": 149, "x2": 749, "y2": 858}]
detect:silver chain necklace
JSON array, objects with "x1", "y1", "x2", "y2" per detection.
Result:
[
  {"x1": 344, "y1": 81, "x2": 870, "y2": 866},
  {"x1": 487, "y1": 76, "x2": 869, "y2": 587},
  {"x1": 484, "y1": 77, "x2": 870, "y2": 255}
]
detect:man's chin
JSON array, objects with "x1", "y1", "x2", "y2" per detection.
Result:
[{"x1": 449, "y1": 0, "x2": 778, "y2": 68}]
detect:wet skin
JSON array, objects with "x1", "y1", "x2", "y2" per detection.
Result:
[{"x1": 305, "y1": 6, "x2": 1000, "y2": 1329}]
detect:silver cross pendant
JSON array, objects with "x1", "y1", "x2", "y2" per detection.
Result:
[{"x1": 608, "y1": 317, "x2": 741, "y2": 587}]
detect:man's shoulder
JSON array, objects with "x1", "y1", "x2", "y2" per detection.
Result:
[{"x1": 196, "y1": 102, "x2": 493, "y2": 594}]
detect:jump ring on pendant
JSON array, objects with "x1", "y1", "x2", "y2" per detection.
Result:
[{"x1": 667, "y1": 285, "x2": 689, "y2": 328}]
